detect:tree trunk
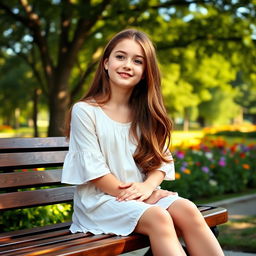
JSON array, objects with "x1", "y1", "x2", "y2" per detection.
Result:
[
  {"x1": 47, "y1": 74, "x2": 71, "y2": 137},
  {"x1": 197, "y1": 116, "x2": 205, "y2": 127},
  {"x1": 14, "y1": 108, "x2": 20, "y2": 129},
  {"x1": 183, "y1": 108, "x2": 190, "y2": 131},
  {"x1": 33, "y1": 88, "x2": 40, "y2": 137}
]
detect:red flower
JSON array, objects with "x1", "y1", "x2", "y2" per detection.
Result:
[{"x1": 240, "y1": 153, "x2": 246, "y2": 159}]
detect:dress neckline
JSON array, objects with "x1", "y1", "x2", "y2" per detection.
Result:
[{"x1": 96, "y1": 106, "x2": 132, "y2": 127}]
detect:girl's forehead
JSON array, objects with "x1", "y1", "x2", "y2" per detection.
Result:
[{"x1": 111, "y1": 39, "x2": 144, "y2": 57}]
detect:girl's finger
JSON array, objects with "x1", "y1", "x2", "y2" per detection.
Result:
[
  {"x1": 117, "y1": 190, "x2": 134, "y2": 201},
  {"x1": 124, "y1": 192, "x2": 142, "y2": 201},
  {"x1": 119, "y1": 182, "x2": 133, "y2": 189}
]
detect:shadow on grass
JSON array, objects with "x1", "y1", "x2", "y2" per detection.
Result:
[{"x1": 218, "y1": 216, "x2": 256, "y2": 253}]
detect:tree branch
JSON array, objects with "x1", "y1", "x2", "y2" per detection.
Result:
[
  {"x1": 71, "y1": 60, "x2": 98, "y2": 100},
  {"x1": 57, "y1": 0, "x2": 73, "y2": 68},
  {"x1": 63, "y1": 0, "x2": 111, "y2": 71},
  {"x1": 9, "y1": 43, "x2": 48, "y2": 97},
  {"x1": 18, "y1": 0, "x2": 54, "y2": 89}
]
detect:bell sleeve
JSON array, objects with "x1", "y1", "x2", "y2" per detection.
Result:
[
  {"x1": 61, "y1": 102, "x2": 111, "y2": 185},
  {"x1": 157, "y1": 151, "x2": 175, "y2": 180}
]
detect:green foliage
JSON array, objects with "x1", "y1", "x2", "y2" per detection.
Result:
[
  {"x1": 0, "y1": 203, "x2": 72, "y2": 232},
  {"x1": 199, "y1": 86, "x2": 240, "y2": 126},
  {"x1": 0, "y1": 1, "x2": 255, "y2": 133},
  {"x1": 162, "y1": 137, "x2": 256, "y2": 200}
]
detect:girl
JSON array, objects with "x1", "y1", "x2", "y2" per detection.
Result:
[{"x1": 62, "y1": 29, "x2": 224, "y2": 256}]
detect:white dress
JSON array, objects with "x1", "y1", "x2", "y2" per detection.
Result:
[{"x1": 61, "y1": 101, "x2": 180, "y2": 236}]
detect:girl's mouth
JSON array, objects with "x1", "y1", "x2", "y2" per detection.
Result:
[{"x1": 118, "y1": 72, "x2": 132, "y2": 78}]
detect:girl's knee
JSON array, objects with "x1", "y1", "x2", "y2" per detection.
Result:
[
  {"x1": 136, "y1": 206, "x2": 174, "y2": 235},
  {"x1": 169, "y1": 199, "x2": 204, "y2": 226},
  {"x1": 147, "y1": 206, "x2": 172, "y2": 225}
]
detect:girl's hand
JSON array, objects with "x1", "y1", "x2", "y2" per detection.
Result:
[
  {"x1": 143, "y1": 189, "x2": 178, "y2": 204},
  {"x1": 116, "y1": 182, "x2": 154, "y2": 202}
]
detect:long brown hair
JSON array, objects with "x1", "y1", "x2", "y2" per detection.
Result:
[{"x1": 66, "y1": 29, "x2": 173, "y2": 173}]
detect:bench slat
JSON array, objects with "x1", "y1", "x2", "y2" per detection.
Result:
[
  {"x1": 0, "y1": 186, "x2": 75, "y2": 210},
  {"x1": 0, "y1": 229, "x2": 72, "y2": 247},
  {"x1": 202, "y1": 207, "x2": 228, "y2": 227},
  {"x1": 0, "y1": 234, "x2": 91, "y2": 255},
  {"x1": 0, "y1": 222, "x2": 71, "y2": 241},
  {"x1": 0, "y1": 137, "x2": 68, "y2": 152},
  {"x1": 2, "y1": 234, "x2": 115, "y2": 256},
  {"x1": 0, "y1": 151, "x2": 67, "y2": 169},
  {"x1": 42, "y1": 234, "x2": 150, "y2": 256},
  {"x1": 0, "y1": 170, "x2": 62, "y2": 189}
]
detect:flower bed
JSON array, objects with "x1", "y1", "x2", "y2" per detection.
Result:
[{"x1": 162, "y1": 137, "x2": 256, "y2": 200}]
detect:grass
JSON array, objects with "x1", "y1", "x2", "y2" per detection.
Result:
[
  {"x1": 218, "y1": 216, "x2": 256, "y2": 253},
  {"x1": 194, "y1": 189, "x2": 256, "y2": 253}
]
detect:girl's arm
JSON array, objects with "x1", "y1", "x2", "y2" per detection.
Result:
[
  {"x1": 144, "y1": 169, "x2": 165, "y2": 189},
  {"x1": 117, "y1": 170, "x2": 165, "y2": 202},
  {"x1": 90, "y1": 173, "x2": 124, "y2": 197}
]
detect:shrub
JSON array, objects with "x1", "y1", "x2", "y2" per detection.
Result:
[
  {"x1": 0, "y1": 203, "x2": 72, "y2": 232},
  {"x1": 162, "y1": 137, "x2": 256, "y2": 201}
]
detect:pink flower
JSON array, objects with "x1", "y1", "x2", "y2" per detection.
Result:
[
  {"x1": 176, "y1": 151, "x2": 185, "y2": 159},
  {"x1": 218, "y1": 157, "x2": 226, "y2": 166}
]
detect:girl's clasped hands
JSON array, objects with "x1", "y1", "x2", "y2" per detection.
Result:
[{"x1": 116, "y1": 182, "x2": 177, "y2": 204}]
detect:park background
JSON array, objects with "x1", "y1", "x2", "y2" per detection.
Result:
[{"x1": 0, "y1": 0, "x2": 255, "y2": 253}]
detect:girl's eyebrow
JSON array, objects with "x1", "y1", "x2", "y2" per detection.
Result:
[{"x1": 114, "y1": 50, "x2": 144, "y2": 58}]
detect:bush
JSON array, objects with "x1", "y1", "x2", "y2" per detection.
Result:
[
  {"x1": 0, "y1": 203, "x2": 72, "y2": 232},
  {"x1": 162, "y1": 137, "x2": 256, "y2": 201}
]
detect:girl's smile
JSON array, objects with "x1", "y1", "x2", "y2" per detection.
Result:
[{"x1": 118, "y1": 71, "x2": 132, "y2": 78}]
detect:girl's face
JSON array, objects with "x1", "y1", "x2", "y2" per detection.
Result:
[{"x1": 104, "y1": 39, "x2": 145, "y2": 91}]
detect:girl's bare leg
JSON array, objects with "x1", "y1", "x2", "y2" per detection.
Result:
[
  {"x1": 168, "y1": 199, "x2": 224, "y2": 256},
  {"x1": 134, "y1": 206, "x2": 186, "y2": 256}
]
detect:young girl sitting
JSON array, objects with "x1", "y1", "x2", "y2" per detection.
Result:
[{"x1": 62, "y1": 28, "x2": 224, "y2": 256}]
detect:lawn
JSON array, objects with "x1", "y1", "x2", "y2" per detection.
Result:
[{"x1": 218, "y1": 216, "x2": 256, "y2": 253}]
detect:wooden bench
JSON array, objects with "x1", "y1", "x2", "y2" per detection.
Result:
[{"x1": 0, "y1": 137, "x2": 228, "y2": 256}]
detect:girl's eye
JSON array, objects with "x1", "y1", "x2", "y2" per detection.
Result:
[
  {"x1": 134, "y1": 59, "x2": 143, "y2": 65},
  {"x1": 116, "y1": 55, "x2": 125, "y2": 60}
]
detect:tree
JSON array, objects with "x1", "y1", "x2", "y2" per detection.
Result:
[{"x1": 0, "y1": 0, "x2": 255, "y2": 135}]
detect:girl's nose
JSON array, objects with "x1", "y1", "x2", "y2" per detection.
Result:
[{"x1": 123, "y1": 58, "x2": 132, "y2": 69}]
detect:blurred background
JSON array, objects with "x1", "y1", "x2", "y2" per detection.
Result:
[
  {"x1": 0, "y1": 0, "x2": 255, "y2": 138},
  {"x1": 0, "y1": 0, "x2": 255, "y2": 253}
]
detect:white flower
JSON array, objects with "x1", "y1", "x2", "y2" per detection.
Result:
[
  {"x1": 209, "y1": 179, "x2": 217, "y2": 186},
  {"x1": 205, "y1": 152, "x2": 213, "y2": 159}
]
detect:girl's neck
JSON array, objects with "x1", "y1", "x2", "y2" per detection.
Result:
[{"x1": 108, "y1": 86, "x2": 133, "y2": 107}]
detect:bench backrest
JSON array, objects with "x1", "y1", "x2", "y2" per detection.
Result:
[{"x1": 0, "y1": 137, "x2": 74, "y2": 211}]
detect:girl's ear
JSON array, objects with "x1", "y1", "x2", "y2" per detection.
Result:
[{"x1": 104, "y1": 58, "x2": 109, "y2": 70}]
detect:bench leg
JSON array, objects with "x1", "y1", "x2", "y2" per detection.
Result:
[
  {"x1": 211, "y1": 226, "x2": 219, "y2": 238},
  {"x1": 144, "y1": 248, "x2": 153, "y2": 256}
]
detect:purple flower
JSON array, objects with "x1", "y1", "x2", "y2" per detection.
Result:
[
  {"x1": 218, "y1": 157, "x2": 226, "y2": 166},
  {"x1": 202, "y1": 166, "x2": 210, "y2": 173},
  {"x1": 176, "y1": 151, "x2": 185, "y2": 159},
  {"x1": 181, "y1": 166, "x2": 187, "y2": 172},
  {"x1": 182, "y1": 162, "x2": 188, "y2": 167},
  {"x1": 240, "y1": 144, "x2": 249, "y2": 152}
]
